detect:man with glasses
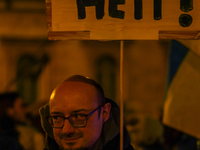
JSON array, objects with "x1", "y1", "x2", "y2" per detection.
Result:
[{"x1": 39, "y1": 75, "x2": 134, "y2": 150}]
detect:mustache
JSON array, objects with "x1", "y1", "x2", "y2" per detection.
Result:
[{"x1": 60, "y1": 132, "x2": 83, "y2": 139}]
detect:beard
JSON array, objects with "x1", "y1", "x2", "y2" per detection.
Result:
[{"x1": 59, "y1": 132, "x2": 90, "y2": 150}]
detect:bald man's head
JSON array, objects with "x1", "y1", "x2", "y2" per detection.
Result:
[{"x1": 60, "y1": 75, "x2": 105, "y2": 106}]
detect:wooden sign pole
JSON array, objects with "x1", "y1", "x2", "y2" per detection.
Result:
[{"x1": 120, "y1": 40, "x2": 124, "y2": 150}]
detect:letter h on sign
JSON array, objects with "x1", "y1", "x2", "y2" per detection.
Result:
[
  {"x1": 76, "y1": 0, "x2": 125, "y2": 19},
  {"x1": 76, "y1": 0, "x2": 105, "y2": 19}
]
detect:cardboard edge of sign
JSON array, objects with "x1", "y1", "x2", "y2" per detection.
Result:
[
  {"x1": 47, "y1": 31, "x2": 200, "y2": 40},
  {"x1": 45, "y1": 0, "x2": 200, "y2": 40}
]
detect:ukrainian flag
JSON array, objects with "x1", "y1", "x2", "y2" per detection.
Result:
[{"x1": 163, "y1": 40, "x2": 200, "y2": 139}]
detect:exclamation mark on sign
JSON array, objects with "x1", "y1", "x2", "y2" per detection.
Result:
[
  {"x1": 154, "y1": 0, "x2": 162, "y2": 20},
  {"x1": 179, "y1": 0, "x2": 193, "y2": 27}
]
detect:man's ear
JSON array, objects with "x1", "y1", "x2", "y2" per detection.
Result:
[{"x1": 102, "y1": 102, "x2": 111, "y2": 123}]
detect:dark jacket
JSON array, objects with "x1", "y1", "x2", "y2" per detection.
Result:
[
  {"x1": 39, "y1": 98, "x2": 134, "y2": 150},
  {"x1": 0, "y1": 118, "x2": 24, "y2": 150}
]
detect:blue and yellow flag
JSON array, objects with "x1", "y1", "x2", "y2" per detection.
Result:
[{"x1": 163, "y1": 40, "x2": 200, "y2": 139}]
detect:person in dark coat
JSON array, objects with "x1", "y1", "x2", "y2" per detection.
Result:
[
  {"x1": 0, "y1": 92, "x2": 24, "y2": 150},
  {"x1": 39, "y1": 75, "x2": 134, "y2": 150}
]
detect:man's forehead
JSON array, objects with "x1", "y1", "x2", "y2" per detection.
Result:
[
  {"x1": 50, "y1": 81, "x2": 98, "y2": 101},
  {"x1": 49, "y1": 81, "x2": 99, "y2": 112}
]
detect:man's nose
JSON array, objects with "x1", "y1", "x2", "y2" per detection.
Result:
[{"x1": 62, "y1": 119, "x2": 75, "y2": 134}]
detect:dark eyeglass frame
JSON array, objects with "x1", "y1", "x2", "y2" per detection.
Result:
[{"x1": 47, "y1": 105, "x2": 102, "y2": 128}]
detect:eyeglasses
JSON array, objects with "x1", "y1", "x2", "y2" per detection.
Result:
[{"x1": 47, "y1": 105, "x2": 102, "y2": 128}]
